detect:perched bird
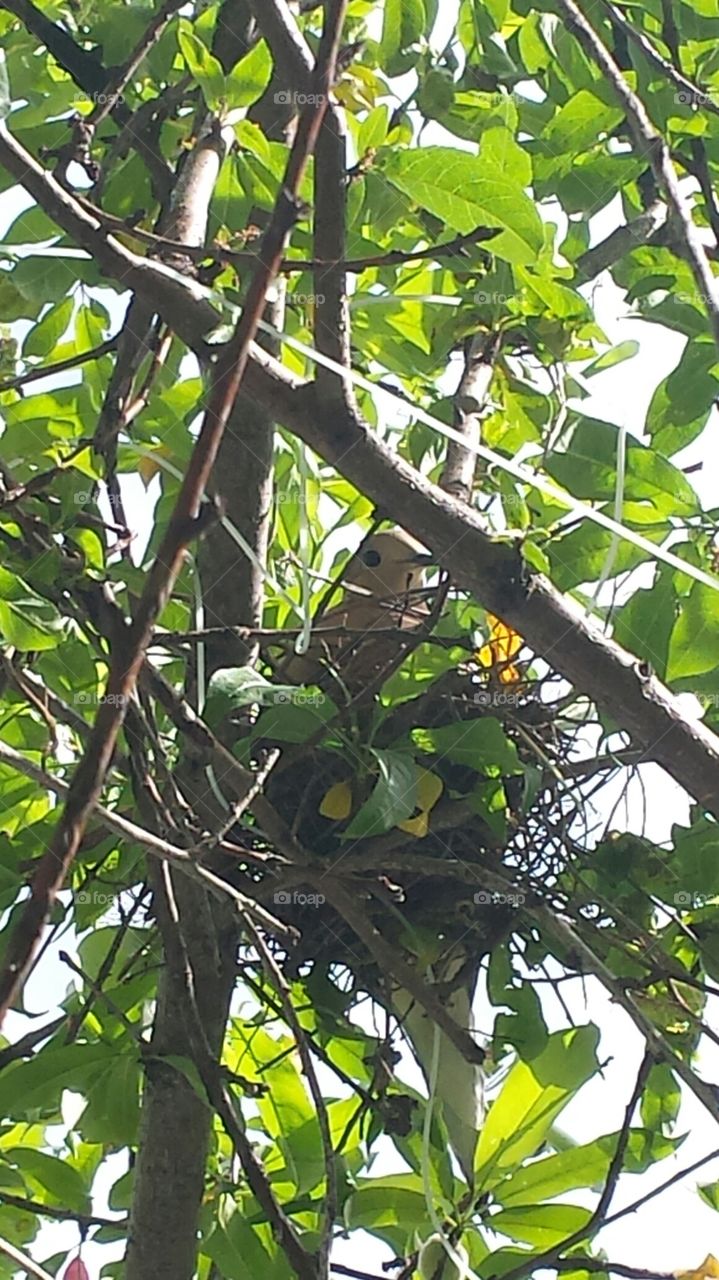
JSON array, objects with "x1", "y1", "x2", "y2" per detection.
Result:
[
  {"x1": 281, "y1": 528, "x2": 433, "y2": 688},
  {"x1": 393, "y1": 950, "x2": 484, "y2": 1186}
]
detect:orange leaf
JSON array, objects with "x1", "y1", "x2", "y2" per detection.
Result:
[{"x1": 675, "y1": 1256, "x2": 719, "y2": 1280}]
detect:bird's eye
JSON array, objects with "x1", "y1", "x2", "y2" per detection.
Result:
[{"x1": 361, "y1": 548, "x2": 381, "y2": 568}]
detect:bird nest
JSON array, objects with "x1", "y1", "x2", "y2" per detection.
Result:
[{"x1": 231, "y1": 662, "x2": 575, "y2": 994}]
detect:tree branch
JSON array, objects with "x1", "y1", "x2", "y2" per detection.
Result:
[
  {"x1": 556, "y1": 0, "x2": 719, "y2": 349},
  {"x1": 239, "y1": 361, "x2": 719, "y2": 822}
]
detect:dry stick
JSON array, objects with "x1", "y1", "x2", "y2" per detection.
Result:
[
  {"x1": 87, "y1": 0, "x2": 186, "y2": 127},
  {"x1": 76, "y1": 196, "x2": 498, "y2": 274},
  {"x1": 0, "y1": 0, "x2": 348, "y2": 1027},
  {"x1": 316, "y1": 877, "x2": 485, "y2": 1068},
  {"x1": 243, "y1": 917, "x2": 337, "y2": 1274},
  {"x1": 0, "y1": 1236, "x2": 55, "y2": 1280},
  {"x1": 597, "y1": 0, "x2": 719, "y2": 119},
  {"x1": 0, "y1": 338, "x2": 117, "y2": 393},
  {"x1": 556, "y1": 0, "x2": 719, "y2": 349}
]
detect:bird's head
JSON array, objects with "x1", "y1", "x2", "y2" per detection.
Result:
[{"x1": 345, "y1": 529, "x2": 433, "y2": 598}]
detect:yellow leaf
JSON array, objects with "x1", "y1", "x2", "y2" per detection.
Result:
[
  {"x1": 396, "y1": 770, "x2": 444, "y2": 838},
  {"x1": 476, "y1": 613, "x2": 523, "y2": 684},
  {"x1": 319, "y1": 781, "x2": 353, "y2": 820},
  {"x1": 675, "y1": 1256, "x2": 719, "y2": 1280},
  {"x1": 137, "y1": 446, "x2": 171, "y2": 488}
]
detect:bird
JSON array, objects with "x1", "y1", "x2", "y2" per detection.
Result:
[{"x1": 280, "y1": 528, "x2": 433, "y2": 689}]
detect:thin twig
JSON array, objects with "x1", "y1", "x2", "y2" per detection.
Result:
[
  {"x1": 0, "y1": 740, "x2": 294, "y2": 940},
  {"x1": 556, "y1": 0, "x2": 719, "y2": 349},
  {"x1": 242, "y1": 917, "x2": 337, "y2": 1273},
  {"x1": 0, "y1": 1191, "x2": 122, "y2": 1229},
  {"x1": 0, "y1": 339, "x2": 116, "y2": 393}
]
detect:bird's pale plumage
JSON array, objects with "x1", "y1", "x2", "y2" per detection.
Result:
[
  {"x1": 394, "y1": 952, "x2": 484, "y2": 1185},
  {"x1": 282, "y1": 529, "x2": 431, "y2": 687}
]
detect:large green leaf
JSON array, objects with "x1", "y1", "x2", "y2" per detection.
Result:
[
  {"x1": 474, "y1": 1026, "x2": 601, "y2": 1187},
  {"x1": 382, "y1": 148, "x2": 544, "y2": 264}
]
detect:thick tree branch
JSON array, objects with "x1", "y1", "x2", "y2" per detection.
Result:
[
  {"x1": 0, "y1": 0, "x2": 108, "y2": 97},
  {"x1": 238, "y1": 359, "x2": 719, "y2": 821},
  {"x1": 441, "y1": 332, "x2": 501, "y2": 503}
]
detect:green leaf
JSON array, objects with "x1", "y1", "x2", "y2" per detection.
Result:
[
  {"x1": 582, "y1": 340, "x2": 640, "y2": 377},
  {"x1": 225, "y1": 40, "x2": 272, "y2": 111},
  {"x1": 641, "y1": 1063, "x2": 681, "y2": 1131},
  {"x1": 494, "y1": 1128, "x2": 677, "y2": 1207},
  {"x1": 474, "y1": 1026, "x2": 600, "y2": 1187},
  {"x1": 177, "y1": 22, "x2": 226, "y2": 111},
  {"x1": 23, "y1": 296, "x2": 73, "y2": 359},
  {"x1": 612, "y1": 568, "x2": 676, "y2": 679},
  {"x1": 412, "y1": 719, "x2": 521, "y2": 775},
  {"x1": 0, "y1": 1044, "x2": 122, "y2": 1119},
  {"x1": 543, "y1": 90, "x2": 623, "y2": 156},
  {"x1": 378, "y1": 0, "x2": 426, "y2": 76},
  {"x1": 344, "y1": 751, "x2": 419, "y2": 837},
  {"x1": 490, "y1": 1202, "x2": 592, "y2": 1247},
  {"x1": 382, "y1": 147, "x2": 544, "y2": 265},
  {"x1": 667, "y1": 583, "x2": 719, "y2": 680},
  {"x1": 6, "y1": 1148, "x2": 90, "y2": 1212},
  {"x1": 344, "y1": 1174, "x2": 428, "y2": 1251},
  {"x1": 204, "y1": 1212, "x2": 284, "y2": 1280},
  {"x1": 546, "y1": 417, "x2": 700, "y2": 519},
  {"x1": 0, "y1": 567, "x2": 65, "y2": 651}
]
